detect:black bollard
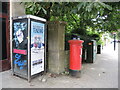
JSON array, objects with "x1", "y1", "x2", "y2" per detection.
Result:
[{"x1": 113, "y1": 34, "x2": 116, "y2": 51}]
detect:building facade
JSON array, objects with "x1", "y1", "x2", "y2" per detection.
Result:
[
  {"x1": 0, "y1": 2, "x2": 10, "y2": 71},
  {"x1": 0, "y1": 1, "x2": 25, "y2": 71}
]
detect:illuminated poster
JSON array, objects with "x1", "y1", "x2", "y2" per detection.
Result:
[
  {"x1": 31, "y1": 21, "x2": 45, "y2": 75},
  {"x1": 13, "y1": 19, "x2": 28, "y2": 76}
]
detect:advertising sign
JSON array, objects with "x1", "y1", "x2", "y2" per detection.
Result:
[
  {"x1": 31, "y1": 21, "x2": 45, "y2": 75},
  {"x1": 12, "y1": 15, "x2": 46, "y2": 81},
  {"x1": 12, "y1": 19, "x2": 28, "y2": 76}
]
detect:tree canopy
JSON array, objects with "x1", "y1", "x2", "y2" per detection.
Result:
[
  {"x1": 23, "y1": 2, "x2": 120, "y2": 44},
  {"x1": 24, "y1": 2, "x2": 120, "y2": 32}
]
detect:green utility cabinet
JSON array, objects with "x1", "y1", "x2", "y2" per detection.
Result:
[
  {"x1": 86, "y1": 40, "x2": 97, "y2": 63},
  {"x1": 82, "y1": 41, "x2": 87, "y2": 63}
]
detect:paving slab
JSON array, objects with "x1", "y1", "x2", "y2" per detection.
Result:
[{"x1": 0, "y1": 43, "x2": 118, "y2": 88}]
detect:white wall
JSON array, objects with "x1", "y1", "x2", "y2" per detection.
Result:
[{"x1": 10, "y1": 2, "x2": 25, "y2": 17}]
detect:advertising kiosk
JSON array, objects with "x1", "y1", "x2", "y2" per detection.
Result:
[{"x1": 11, "y1": 15, "x2": 46, "y2": 82}]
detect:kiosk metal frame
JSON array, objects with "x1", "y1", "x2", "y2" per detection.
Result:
[{"x1": 11, "y1": 15, "x2": 46, "y2": 82}]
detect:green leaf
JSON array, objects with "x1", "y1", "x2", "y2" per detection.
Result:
[
  {"x1": 106, "y1": 5, "x2": 112, "y2": 10},
  {"x1": 30, "y1": 6, "x2": 34, "y2": 11},
  {"x1": 98, "y1": 2, "x2": 112, "y2": 10},
  {"x1": 77, "y1": 3, "x2": 84, "y2": 10},
  {"x1": 87, "y1": 3, "x2": 93, "y2": 12},
  {"x1": 71, "y1": 9, "x2": 77, "y2": 13},
  {"x1": 38, "y1": 6, "x2": 41, "y2": 10},
  {"x1": 26, "y1": 4, "x2": 32, "y2": 8},
  {"x1": 83, "y1": 2, "x2": 87, "y2": 8},
  {"x1": 42, "y1": 7, "x2": 47, "y2": 15}
]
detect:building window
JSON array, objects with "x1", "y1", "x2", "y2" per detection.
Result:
[{"x1": 0, "y1": 2, "x2": 8, "y2": 14}]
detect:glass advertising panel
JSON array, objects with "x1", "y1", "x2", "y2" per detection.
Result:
[
  {"x1": 12, "y1": 19, "x2": 28, "y2": 77},
  {"x1": 30, "y1": 20, "x2": 45, "y2": 76}
]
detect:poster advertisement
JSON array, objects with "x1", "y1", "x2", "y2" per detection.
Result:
[
  {"x1": 13, "y1": 20, "x2": 28, "y2": 76},
  {"x1": 31, "y1": 21, "x2": 45, "y2": 75}
]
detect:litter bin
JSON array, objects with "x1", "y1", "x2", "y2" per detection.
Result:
[
  {"x1": 68, "y1": 40, "x2": 84, "y2": 77},
  {"x1": 86, "y1": 40, "x2": 97, "y2": 63},
  {"x1": 97, "y1": 45, "x2": 101, "y2": 54}
]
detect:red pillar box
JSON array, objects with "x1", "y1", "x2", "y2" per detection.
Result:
[{"x1": 68, "y1": 40, "x2": 84, "y2": 77}]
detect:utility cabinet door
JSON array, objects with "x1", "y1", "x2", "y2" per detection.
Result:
[
  {"x1": 30, "y1": 20, "x2": 45, "y2": 76},
  {"x1": 12, "y1": 19, "x2": 28, "y2": 77}
]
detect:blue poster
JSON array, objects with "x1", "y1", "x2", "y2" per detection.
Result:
[
  {"x1": 31, "y1": 21, "x2": 45, "y2": 75},
  {"x1": 13, "y1": 22, "x2": 27, "y2": 48}
]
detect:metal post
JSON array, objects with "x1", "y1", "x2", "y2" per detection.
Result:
[
  {"x1": 114, "y1": 34, "x2": 116, "y2": 51},
  {"x1": 10, "y1": 18, "x2": 14, "y2": 75},
  {"x1": 44, "y1": 23, "x2": 47, "y2": 74},
  {"x1": 28, "y1": 18, "x2": 31, "y2": 82},
  {"x1": 10, "y1": 1, "x2": 14, "y2": 75}
]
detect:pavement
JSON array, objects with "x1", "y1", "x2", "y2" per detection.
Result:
[{"x1": 0, "y1": 43, "x2": 119, "y2": 88}]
